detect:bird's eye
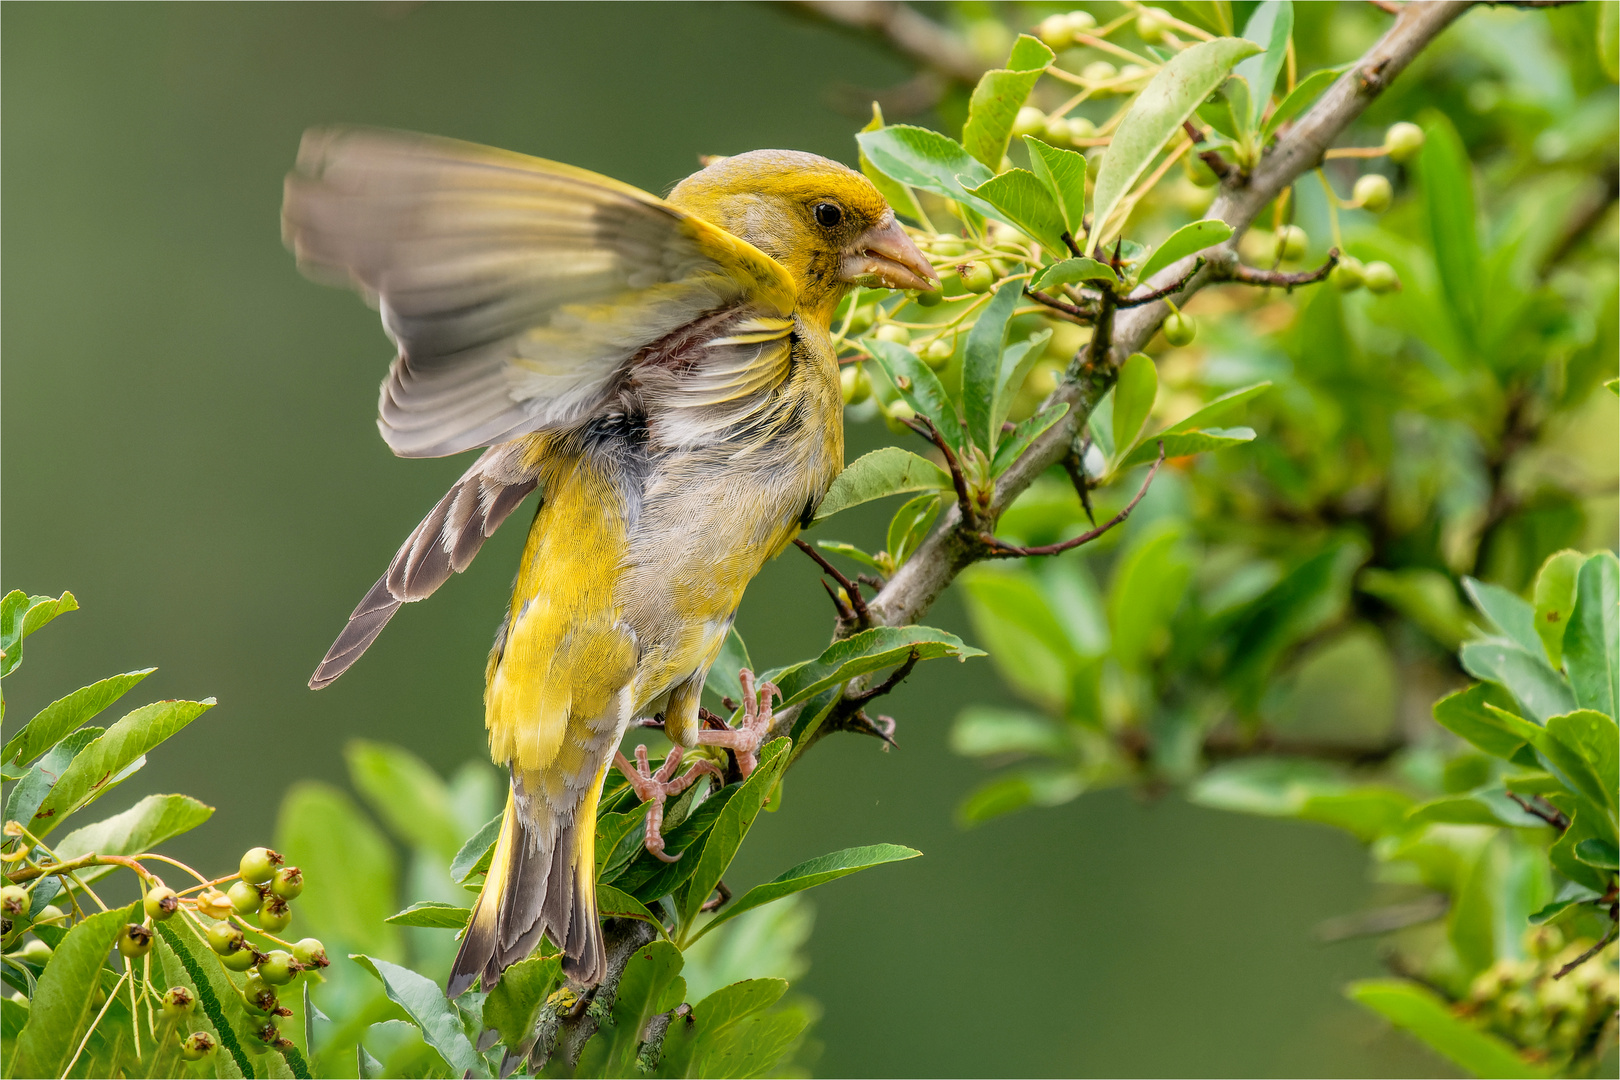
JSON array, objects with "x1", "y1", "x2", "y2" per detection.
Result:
[{"x1": 813, "y1": 202, "x2": 843, "y2": 228}]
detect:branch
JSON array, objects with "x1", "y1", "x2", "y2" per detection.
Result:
[
  {"x1": 865, "y1": 0, "x2": 1473, "y2": 632},
  {"x1": 1116, "y1": 258, "x2": 1207, "y2": 307},
  {"x1": 783, "y1": 1, "x2": 986, "y2": 84},
  {"x1": 1222, "y1": 249, "x2": 1340, "y2": 289},
  {"x1": 978, "y1": 443, "x2": 1164, "y2": 558}
]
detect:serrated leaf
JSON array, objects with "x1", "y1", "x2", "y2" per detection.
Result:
[
  {"x1": 2, "y1": 725, "x2": 102, "y2": 831},
  {"x1": 858, "y1": 103, "x2": 924, "y2": 223},
  {"x1": 963, "y1": 281, "x2": 1024, "y2": 455},
  {"x1": 1023, "y1": 136, "x2": 1087, "y2": 236},
  {"x1": 1563, "y1": 551, "x2": 1618, "y2": 717},
  {"x1": 1091, "y1": 37, "x2": 1261, "y2": 248},
  {"x1": 1262, "y1": 66, "x2": 1345, "y2": 142},
  {"x1": 1111, "y1": 352, "x2": 1158, "y2": 463},
  {"x1": 676, "y1": 742, "x2": 790, "y2": 927},
  {"x1": 384, "y1": 902, "x2": 471, "y2": 929},
  {"x1": 1234, "y1": 0, "x2": 1292, "y2": 127},
  {"x1": 3, "y1": 668, "x2": 154, "y2": 766},
  {"x1": 1532, "y1": 549, "x2": 1584, "y2": 668},
  {"x1": 688, "y1": 844, "x2": 921, "y2": 944},
  {"x1": 1545, "y1": 710, "x2": 1617, "y2": 814},
  {"x1": 962, "y1": 36, "x2": 1054, "y2": 169},
  {"x1": 992, "y1": 402, "x2": 1070, "y2": 474},
  {"x1": 855, "y1": 126, "x2": 995, "y2": 216},
  {"x1": 0, "y1": 589, "x2": 78, "y2": 679},
  {"x1": 450, "y1": 810, "x2": 502, "y2": 884},
  {"x1": 812, "y1": 448, "x2": 952, "y2": 524},
  {"x1": 654, "y1": 978, "x2": 789, "y2": 1078},
  {"x1": 1462, "y1": 577, "x2": 1543, "y2": 658},
  {"x1": 767, "y1": 625, "x2": 984, "y2": 708},
  {"x1": 1432, "y1": 684, "x2": 1529, "y2": 761},
  {"x1": 481, "y1": 954, "x2": 559, "y2": 1067},
  {"x1": 1119, "y1": 426, "x2": 1254, "y2": 467},
  {"x1": 1459, "y1": 641, "x2": 1576, "y2": 722},
  {"x1": 1346, "y1": 980, "x2": 1546, "y2": 1079},
  {"x1": 8, "y1": 903, "x2": 135, "y2": 1079},
  {"x1": 963, "y1": 169, "x2": 1067, "y2": 253},
  {"x1": 887, "y1": 493, "x2": 942, "y2": 568},
  {"x1": 351, "y1": 954, "x2": 480, "y2": 1077},
  {"x1": 1030, "y1": 257, "x2": 1117, "y2": 292},
  {"x1": 866, "y1": 338, "x2": 961, "y2": 451},
  {"x1": 32, "y1": 698, "x2": 214, "y2": 836},
  {"x1": 1135, "y1": 220, "x2": 1233, "y2": 285},
  {"x1": 52, "y1": 793, "x2": 214, "y2": 883}
]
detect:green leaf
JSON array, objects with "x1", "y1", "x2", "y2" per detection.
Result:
[
  {"x1": 813, "y1": 541, "x2": 886, "y2": 573},
  {"x1": 964, "y1": 169, "x2": 1067, "y2": 253},
  {"x1": 1023, "y1": 136, "x2": 1087, "y2": 235},
  {"x1": 704, "y1": 627, "x2": 752, "y2": 706},
  {"x1": 812, "y1": 448, "x2": 951, "y2": 523},
  {"x1": 1091, "y1": 37, "x2": 1260, "y2": 248},
  {"x1": 1297, "y1": 787, "x2": 1413, "y2": 841},
  {"x1": 961, "y1": 570, "x2": 1081, "y2": 709},
  {"x1": 1432, "y1": 684, "x2": 1528, "y2": 760},
  {"x1": 1119, "y1": 426, "x2": 1254, "y2": 468},
  {"x1": 154, "y1": 923, "x2": 260, "y2": 1079},
  {"x1": 1189, "y1": 759, "x2": 1345, "y2": 816},
  {"x1": 654, "y1": 978, "x2": 790, "y2": 1079},
  {"x1": 1459, "y1": 641, "x2": 1576, "y2": 723},
  {"x1": 1359, "y1": 568, "x2": 1473, "y2": 651},
  {"x1": 52, "y1": 794, "x2": 214, "y2": 882},
  {"x1": 1162, "y1": 381, "x2": 1272, "y2": 434},
  {"x1": 616, "y1": 787, "x2": 740, "y2": 901},
  {"x1": 887, "y1": 493, "x2": 941, "y2": 568},
  {"x1": 32, "y1": 698, "x2": 214, "y2": 836},
  {"x1": 962, "y1": 281, "x2": 1024, "y2": 454},
  {"x1": 1108, "y1": 520, "x2": 1192, "y2": 670},
  {"x1": 1407, "y1": 786, "x2": 1547, "y2": 829},
  {"x1": 957, "y1": 768, "x2": 1083, "y2": 825},
  {"x1": 1346, "y1": 980, "x2": 1546, "y2": 1079},
  {"x1": 344, "y1": 740, "x2": 463, "y2": 862},
  {"x1": 1563, "y1": 551, "x2": 1618, "y2": 717},
  {"x1": 1234, "y1": 1, "x2": 1292, "y2": 127},
  {"x1": 384, "y1": 902, "x2": 471, "y2": 929},
  {"x1": 2, "y1": 668, "x2": 154, "y2": 766},
  {"x1": 1262, "y1": 66, "x2": 1345, "y2": 142},
  {"x1": 1029, "y1": 257, "x2": 1117, "y2": 292},
  {"x1": 596, "y1": 883, "x2": 667, "y2": 930},
  {"x1": 1545, "y1": 710, "x2": 1617, "y2": 814},
  {"x1": 991, "y1": 331, "x2": 1052, "y2": 437},
  {"x1": 855, "y1": 126, "x2": 995, "y2": 212},
  {"x1": 1173, "y1": 0, "x2": 1233, "y2": 36},
  {"x1": 1532, "y1": 549, "x2": 1584, "y2": 668},
  {"x1": 767, "y1": 625, "x2": 984, "y2": 709},
  {"x1": 277, "y1": 781, "x2": 402, "y2": 961},
  {"x1": 3, "y1": 726, "x2": 102, "y2": 831},
  {"x1": 1549, "y1": 797, "x2": 1613, "y2": 892},
  {"x1": 962, "y1": 35, "x2": 1054, "y2": 170},
  {"x1": 350, "y1": 954, "x2": 479, "y2": 1077},
  {"x1": 1135, "y1": 220, "x2": 1234, "y2": 285},
  {"x1": 0, "y1": 589, "x2": 78, "y2": 679},
  {"x1": 1575, "y1": 838, "x2": 1619, "y2": 870},
  {"x1": 8, "y1": 902, "x2": 132, "y2": 1079},
  {"x1": 1111, "y1": 352, "x2": 1158, "y2": 463},
  {"x1": 689, "y1": 844, "x2": 921, "y2": 945},
  {"x1": 866, "y1": 338, "x2": 962, "y2": 451},
  {"x1": 676, "y1": 742, "x2": 790, "y2": 927},
  {"x1": 858, "y1": 103, "x2": 924, "y2": 224},
  {"x1": 1418, "y1": 113, "x2": 1484, "y2": 347},
  {"x1": 1461, "y1": 577, "x2": 1543, "y2": 658},
  {"x1": 992, "y1": 402, "x2": 1070, "y2": 474},
  {"x1": 950, "y1": 706, "x2": 1069, "y2": 757},
  {"x1": 450, "y1": 811, "x2": 502, "y2": 884},
  {"x1": 480, "y1": 954, "x2": 559, "y2": 1067}
]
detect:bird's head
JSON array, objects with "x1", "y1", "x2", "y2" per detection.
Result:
[{"x1": 669, "y1": 150, "x2": 938, "y2": 323}]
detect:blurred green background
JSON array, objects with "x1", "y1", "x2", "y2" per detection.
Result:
[{"x1": 4, "y1": 4, "x2": 1451, "y2": 1075}]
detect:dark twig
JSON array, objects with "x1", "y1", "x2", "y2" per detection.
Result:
[
  {"x1": 845, "y1": 649, "x2": 920, "y2": 705},
  {"x1": 1116, "y1": 258, "x2": 1207, "y2": 308},
  {"x1": 698, "y1": 880, "x2": 732, "y2": 914},
  {"x1": 1060, "y1": 230, "x2": 1084, "y2": 258},
  {"x1": 1227, "y1": 249, "x2": 1339, "y2": 290},
  {"x1": 979, "y1": 443, "x2": 1164, "y2": 558},
  {"x1": 903, "y1": 415, "x2": 978, "y2": 529},
  {"x1": 1061, "y1": 446, "x2": 1097, "y2": 527},
  {"x1": 1507, "y1": 790, "x2": 1570, "y2": 831},
  {"x1": 1554, "y1": 922, "x2": 1618, "y2": 980},
  {"x1": 818, "y1": 578, "x2": 856, "y2": 623},
  {"x1": 1025, "y1": 287, "x2": 1096, "y2": 322},
  {"x1": 795, "y1": 538, "x2": 871, "y2": 628},
  {"x1": 848, "y1": 709, "x2": 899, "y2": 749}
]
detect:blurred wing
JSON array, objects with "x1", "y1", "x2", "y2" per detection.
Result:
[{"x1": 283, "y1": 128, "x2": 798, "y2": 458}]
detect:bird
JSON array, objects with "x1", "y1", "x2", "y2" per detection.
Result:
[{"x1": 280, "y1": 128, "x2": 937, "y2": 993}]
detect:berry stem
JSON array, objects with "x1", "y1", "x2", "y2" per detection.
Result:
[{"x1": 62, "y1": 969, "x2": 128, "y2": 1079}]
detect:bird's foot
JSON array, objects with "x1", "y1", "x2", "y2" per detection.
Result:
[
  {"x1": 696, "y1": 668, "x2": 779, "y2": 780},
  {"x1": 613, "y1": 744, "x2": 722, "y2": 863}
]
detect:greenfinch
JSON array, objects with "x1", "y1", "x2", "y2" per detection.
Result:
[{"x1": 281, "y1": 129, "x2": 935, "y2": 991}]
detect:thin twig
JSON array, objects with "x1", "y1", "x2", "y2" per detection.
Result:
[
  {"x1": 979, "y1": 443, "x2": 1164, "y2": 558},
  {"x1": 1506, "y1": 791, "x2": 1570, "y2": 830},
  {"x1": 1117, "y1": 258, "x2": 1206, "y2": 308},
  {"x1": 794, "y1": 539, "x2": 871, "y2": 628},
  {"x1": 845, "y1": 649, "x2": 920, "y2": 705},
  {"x1": 1061, "y1": 447, "x2": 1097, "y2": 527},
  {"x1": 1024, "y1": 287, "x2": 1095, "y2": 321},
  {"x1": 903, "y1": 415, "x2": 978, "y2": 529},
  {"x1": 1225, "y1": 249, "x2": 1340, "y2": 290},
  {"x1": 1554, "y1": 923, "x2": 1618, "y2": 980}
]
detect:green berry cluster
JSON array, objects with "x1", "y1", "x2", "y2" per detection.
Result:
[{"x1": 1459, "y1": 927, "x2": 1618, "y2": 1074}]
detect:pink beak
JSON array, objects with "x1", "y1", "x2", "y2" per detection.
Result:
[{"x1": 840, "y1": 218, "x2": 940, "y2": 292}]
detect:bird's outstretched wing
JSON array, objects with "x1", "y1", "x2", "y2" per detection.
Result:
[{"x1": 282, "y1": 127, "x2": 799, "y2": 459}]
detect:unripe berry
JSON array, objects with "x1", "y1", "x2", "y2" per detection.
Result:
[
  {"x1": 206, "y1": 921, "x2": 245, "y2": 956},
  {"x1": 1353, "y1": 173, "x2": 1393, "y2": 213},
  {"x1": 144, "y1": 885, "x2": 180, "y2": 921},
  {"x1": 254, "y1": 1021, "x2": 280, "y2": 1045},
  {"x1": 913, "y1": 289, "x2": 943, "y2": 308},
  {"x1": 291, "y1": 937, "x2": 329, "y2": 969},
  {"x1": 239, "y1": 847, "x2": 283, "y2": 886},
  {"x1": 34, "y1": 905, "x2": 65, "y2": 926},
  {"x1": 873, "y1": 323, "x2": 910, "y2": 346},
  {"x1": 1136, "y1": 8, "x2": 1166, "y2": 43},
  {"x1": 1068, "y1": 117, "x2": 1097, "y2": 141},
  {"x1": 931, "y1": 234, "x2": 966, "y2": 258},
  {"x1": 195, "y1": 888, "x2": 233, "y2": 920},
  {"x1": 1384, "y1": 121, "x2": 1425, "y2": 164},
  {"x1": 1038, "y1": 14, "x2": 1074, "y2": 48},
  {"x1": 884, "y1": 401, "x2": 917, "y2": 435},
  {"x1": 1332, "y1": 256, "x2": 1365, "y2": 291},
  {"x1": 1066, "y1": 10, "x2": 1097, "y2": 33},
  {"x1": 118, "y1": 922, "x2": 154, "y2": 960},
  {"x1": 228, "y1": 880, "x2": 262, "y2": 917},
  {"x1": 162, "y1": 986, "x2": 196, "y2": 1017},
  {"x1": 180, "y1": 1031, "x2": 216, "y2": 1061},
  {"x1": 1118, "y1": 64, "x2": 1147, "y2": 83},
  {"x1": 1183, "y1": 152, "x2": 1219, "y2": 187},
  {"x1": 1043, "y1": 115, "x2": 1073, "y2": 145},
  {"x1": 846, "y1": 305, "x2": 875, "y2": 335},
  {"x1": 18, "y1": 938, "x2": 52, "y2": 964},
  {"x1": 269, "y1": 867, "x2": 303, "y2": 902},
  {"x1": 1082, "y1": 61, "x2": 1117, "y2": 85},
  {"x1": 243, "y1": 974, "x2": 278, "y2": 1014},
  {"x1": 840, "y1": 364, "x2": 871, "y2": 406},
  {"x1": 1011, "y1": 106, "x2": 1046, "y2": 140},
  {"x1": 1087, "y1": 152, "x2": 1104, "y2": 179},
  {"x1": 222, "y1": 945, "x2": 258, "y2": 971},
  {"x1": 959, "y1": 262, "x2": 995, "y2": 294},
  {"x1": 257, "y1": 895, "x2": 292, "y2": 933},
  {"x1": 258, "y1": 949, "x2": 297, "y2": 985},
  {"x1": 1161, "y1": 311, "x2": 1197, "y2": 347},
  {"x1": 1362, "y1": 261, "x2": 1401, "y2": 293},
  {"x1": 1, "y1": 886, "x2": 26, "y2": 917},
  {"x1": 923, "y1": 339, "x2": 954, "y2": 371},
  {"x1": 1276, "y1": 225, "x2": 1309, "y2": 262}
]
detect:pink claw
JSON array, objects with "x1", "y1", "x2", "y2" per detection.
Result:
[
  {"x1": 696, "y1": 668, "x2": 779, "y2": 780},
  {"x1": 613, "y1": 745, "x2": 723, "y2": 863}
]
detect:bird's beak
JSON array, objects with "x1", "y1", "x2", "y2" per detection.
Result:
[{"x1": 841, "y1": 219, "x2": 940, "y2": 293}]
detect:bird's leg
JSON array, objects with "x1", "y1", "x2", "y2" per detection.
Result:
[
  {"x1": 695, "y1": 669, "x2": 780, "y2": 780},
  {"x1": 612, "y1": 745, "x2": 722, "y2": 863}
]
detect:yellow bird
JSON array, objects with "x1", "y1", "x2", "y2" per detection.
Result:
[{"x1": 281, "y1": 129, "x2": 936, "y2": 991}]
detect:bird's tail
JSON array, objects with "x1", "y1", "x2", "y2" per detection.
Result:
[{"x1": 448, "y1": 765, "x2": 607, "y2": 997}]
